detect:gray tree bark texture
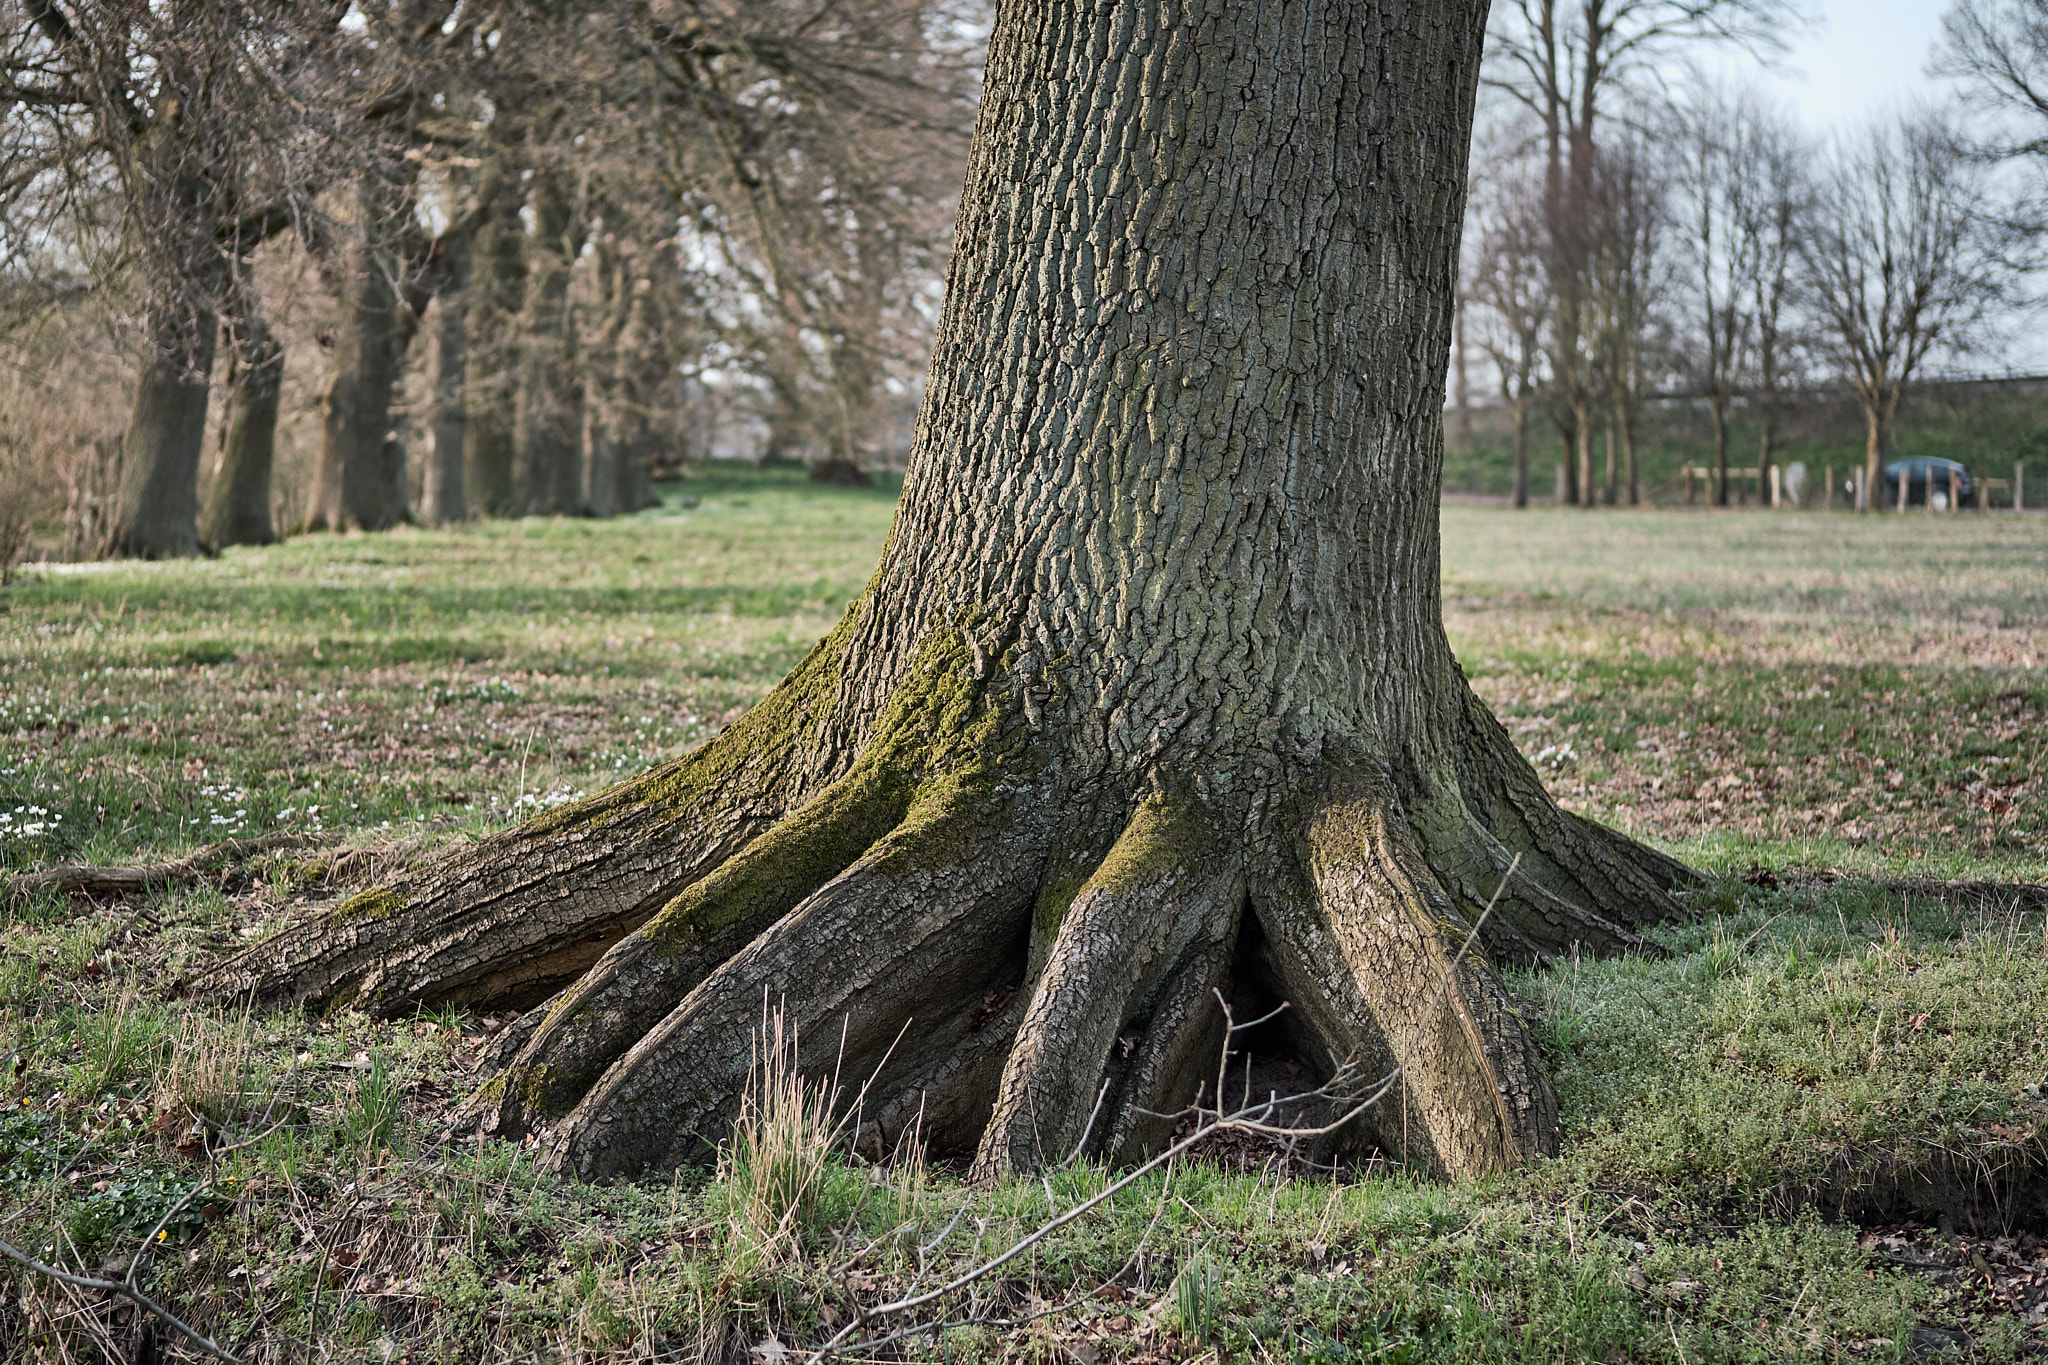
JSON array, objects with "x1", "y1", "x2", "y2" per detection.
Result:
[
  {"x1": 421, "y1": 232, "x2": 472, "y2": 526},
  {"x1": 101, "y1": 295, "x2": 216, "y2": 559},
  {"x1": 306, "y1": 187, "x2": 409, "y2": 533},
  {"x1": 464, "y1": 186, "x2": 526, "y2": 516},
  {"x1": 513, "y1": 173, "x2": 586, "y2": 516},
  {"x1": 199, "y1": 297, "x2": 284, "y2": 549},
  {"x1": 204, "y1": 0, "x2": 1691, "y2": 1185}
]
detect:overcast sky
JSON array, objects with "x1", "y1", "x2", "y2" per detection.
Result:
[{"x1": 1731, "y1": 0, "x2": 1954, "y2": 134}]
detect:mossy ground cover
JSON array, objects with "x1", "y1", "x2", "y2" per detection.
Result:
[{"x1": 2, "y1": 472, "x2": 2044, "y2": 1362}]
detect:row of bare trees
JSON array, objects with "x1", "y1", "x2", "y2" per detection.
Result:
[
  {"x1": 1463, "y1": 0, "x2": 2033, "y2": 510},
  {"x1": 1, "y1": 0, "x2": 978, "y2": 559}
]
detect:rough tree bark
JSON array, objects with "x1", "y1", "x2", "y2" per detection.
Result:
[
  {"x1": 513, "y1": 171, "x2": 586, "y2": 516},
  {"x1": 306, "y1": 182, "x2": 409, "y2": 533},
  {"x1": 102, "y1": 293, "x2": 216, "y2": 559},
  {"x1": 203, "y1": 0, "x2": 1690, "y2": 1184},
  {"x1": 198, "y1": 292, "x2": 283, "y2": 549},
  {"x1": 421, "y1": 231, "x2": 472, "y2": 526}
]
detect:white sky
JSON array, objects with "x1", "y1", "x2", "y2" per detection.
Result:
[{"x1": 1732, "y1": 0, "x2": 1954, "y2": 134}]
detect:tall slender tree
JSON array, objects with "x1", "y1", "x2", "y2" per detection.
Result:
[
  {"x1": 1466, "y1": 162, "x2": 1550, "y2": 508},
  {"x1": 1484, "y1": 0, "x2": 1806, "y2": 509},
  {"x1": 1803, "y1": 111, "x2": 2005, "y2": 511}
]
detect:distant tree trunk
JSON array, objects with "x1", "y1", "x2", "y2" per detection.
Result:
[
  {"x1": 308, "y1": 184, "x2": 407, "y2": 532},
  {"x1": 1862, "y1": 403, "x2": 1887, "y2": 512},
  {"x1": 587, "y1": 262, "x2": 658, "y2": 516},
  {"x1": 102, "y1": 294, "x2": 216, "y2": 559},
  {"x1": 1755, "y1": 420, "x2": 1772, "y2": 509},
  {"x1": 1575, "y1": 411, "x2": 1595, "y2": 507},
  {"x1": 380, "y1": 421, "x2": 409, "y2": 526},
  {"x1": 1710, "y1": 395, "x2": 1730, "y2": 507},
  {"x1": 1511, "y1": 401, "x2": 1529, "y2": 508},
  {"x1": 811, "y1": 347, "x2": 877, "y2": 489},
  {"x1": 514, "y1": 173, "x2": 585, "y2": 515},
  {"x1": 1757, "y1": 411, "x2": 1776, "y2": 503},
  {"x1": 760, "y1": 393, "x2": 812, "y2": 467},
  {"x1": 465, "y1": 183, "x2": 525, "y2": 516},
  {"x1": 1622, "y1": 410, "x2": 1638, "y2": 506},
  {"x1": 199, "y1": 299, "x2": 283, "y2": 548},
  {"x1": 1558, "y1": 422, "x2": 1578, "y2": 505},
  {"x1": 422, "y1": 232, "x2": 472, "y2": 526}
]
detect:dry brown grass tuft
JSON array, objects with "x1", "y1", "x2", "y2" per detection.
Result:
[{"x1": 720, "y1": 1002, "x2": 844, "y2": 1269}]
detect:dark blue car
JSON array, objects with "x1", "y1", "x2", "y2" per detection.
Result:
[{"x1": 1884, "y1": 457, "x2": 1973, "y2": 508}]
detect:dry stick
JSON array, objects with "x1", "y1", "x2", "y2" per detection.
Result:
[
  {"x1": 0, "y1": 1235, "x2": 241, "y2": 1363},
  {"x1": 835, "y1": 1151, "x2": 1185, "y2": 1362},
  {"x1": 7, "y1": 831, "x2": 327, "y2": 900},
  {"x1": 805, "y1": 857, "x2": 1521, "y2": 1361}
]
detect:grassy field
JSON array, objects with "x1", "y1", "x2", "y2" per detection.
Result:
[{"x1": 2, "y1": 467, "x2": 2045, "y2": 1362}]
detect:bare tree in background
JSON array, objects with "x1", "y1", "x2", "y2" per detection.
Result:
[
  {"x1": 1584, "y1": 133, "x2": 1669, "y2": 506},
  {"x1": 1465, "y1": 156, "x2": 1550, "y2": 507},
  {"x1": 1672, "y1": 82, "x2": 1756, "y2": 506},
  {"x1": 4, "y1": 0, "x2": 337, "y2": 557},
  {"x1": 654, "y1": 0, "x2": 978, "y2": 485},
  {"x1": 1667, "y1": 82, "x2": 1810, "y2": 510},
  {"x1": 1803, "y1": 111, "x2": 2009, "y2": 511},
  {"x1": 1736, "y1": 104, "x2": 1809, "y2": 506},
  {"x1": 1940, "y1": 0, "x2": 2048, "y2": 188},
  {"x1": 1483, "y1": 0, "x2": 1808, "y2": 507}
]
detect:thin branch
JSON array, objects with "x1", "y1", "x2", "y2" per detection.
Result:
[{"x1": 0, "y1": 1235, "x2": 241, "y2": 1363}]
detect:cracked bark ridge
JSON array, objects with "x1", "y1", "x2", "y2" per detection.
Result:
[{"x1": 203, "y1": 0, "x2": 1694, "y2": 1184}]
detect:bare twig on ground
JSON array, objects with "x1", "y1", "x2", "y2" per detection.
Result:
[
  {"x1": 0, "y1": 1233, "x2": 241, "y2": 1363},
  {"x1": 6, "y1": 831, "x2": 328, "y2": 901}
]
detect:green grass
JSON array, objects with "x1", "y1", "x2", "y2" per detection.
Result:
[{"x1": 2, "y1": 469, "x2": 2044, "y2": 1361}]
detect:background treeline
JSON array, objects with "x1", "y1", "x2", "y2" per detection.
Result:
[
  {"x1": 1457, "y1": 0, "x2": 2048, "y2": 510},
  {"x1": 12, "y1": 0, "x2": 2048, "y2": 567},
  {"x1": 1, "y1": 0, "x2": 978, "y2": 561}
]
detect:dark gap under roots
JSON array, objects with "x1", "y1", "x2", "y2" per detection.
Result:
[{"x1": 1216, "y1": 912, "x2": 1366, "y2": 1150}]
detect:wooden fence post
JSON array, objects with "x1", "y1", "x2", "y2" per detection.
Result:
[
  {"x1": 1825, "y1": 466, "x2": 1834, "y2": 509},
  {"x1": 2018, "y1": 461, "x2": 2026, "y2": 512}
]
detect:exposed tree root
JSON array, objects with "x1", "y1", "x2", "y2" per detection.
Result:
[
  {"x1": 544, "y1": 771, "x2": 1050, "y2": 1180},
  {"x1": 970, "y1": 791, "x2": 1241, "y2": 1181},
  {"x1": 212, "y1": 636, "x2": 1693, "y2": 1183},
  {"x1": 191, "y1": 621, "x2": 862, "y2": 1014}
]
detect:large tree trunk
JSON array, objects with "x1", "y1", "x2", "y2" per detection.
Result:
[
  {"x1": 101, "y1": 294, "x2": 215, "y2": 559},
  {"x1": 199, "y1": 296, "x2": 283, "y2": 549},
  {"x1": 307, "y1": 184, "x2": 408, "y2": 533},
  {"x1": 203, "y1": 0, "x2": 1689, "y2": 1185}
]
